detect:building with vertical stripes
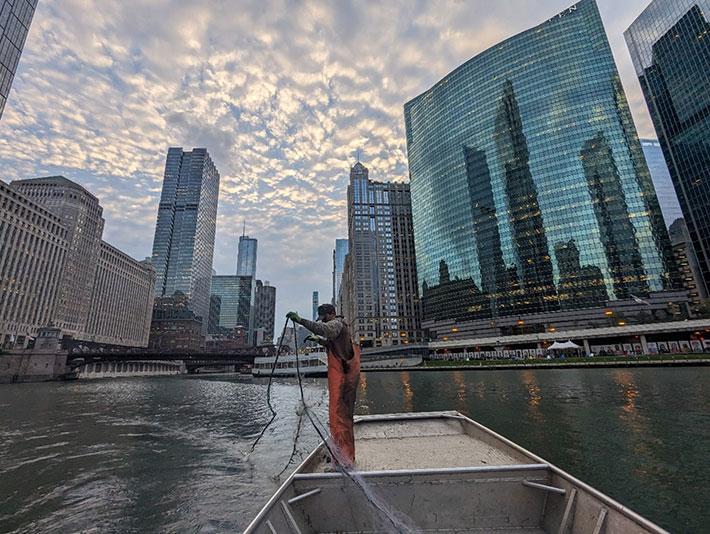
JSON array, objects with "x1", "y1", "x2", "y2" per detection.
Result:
[
  {"x1": 3, "y1": 176, "x2": 155, "y2": 349},
  {"x1": 85, "y1": 242, "x2": 155, "y2": 347},
  {"x1": 344, "y1": 162, "x2": 421, "y2": 348},
  {"x1": 0, "y1": 179, "x2": 68, "y2": 348},
  {"x1": 12, "y1": 176, "x2": 105, "y2": 339}
]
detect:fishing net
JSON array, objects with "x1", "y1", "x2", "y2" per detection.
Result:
[{"x1": 249, "y1": 318, "x2": 421, "y2": 532}]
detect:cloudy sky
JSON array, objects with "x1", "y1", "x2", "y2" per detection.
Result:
[{"x1": 0, "y1": 0, "x2": 655, "y2": 322}]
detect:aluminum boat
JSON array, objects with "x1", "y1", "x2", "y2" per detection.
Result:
[{"x1": 244, "y1": 411, "x2": 667, "y2": 533}]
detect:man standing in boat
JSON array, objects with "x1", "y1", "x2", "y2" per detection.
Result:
[{"x1": 286, "y1": 304, "x2": 360, "y2": 468}]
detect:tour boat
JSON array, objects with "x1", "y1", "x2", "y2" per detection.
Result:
[
  {"x1": 252, "y1": 352, "x2": 328, "y2": 377},
  {"x1": 252, "y1": 354, "x2": 424, "y2": 378},
  {"x1": 244, "y1": 411, "x2": 668, "y2": 533}
]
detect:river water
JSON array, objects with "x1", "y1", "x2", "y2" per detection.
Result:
[{"x1": 0, "y1": 367, "x2": 707, "y2": 533}]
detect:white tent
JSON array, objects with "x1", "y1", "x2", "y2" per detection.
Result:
[{"x1": 547, "y1": 340, "x2": 581, "y2": 351}]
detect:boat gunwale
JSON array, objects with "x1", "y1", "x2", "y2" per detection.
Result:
[
  {"x1": 243, "y1": 441, "x2": 326, "y2": 534},
  {"x1": 292, "y1": 462, "x2": 550, "y2": 480},
  {"x1": 243, "y1": 410, "x2": 670, "y2": 534}
]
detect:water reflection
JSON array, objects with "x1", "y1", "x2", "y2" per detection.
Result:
[
  {"x1": 520, "y1": 370, "x2": 543, "y2": 422},
  {"x1": 452, "y1": 371, "x2": 467, "y2": 412},
  {"x1": 616, "y1": 370, "x2": 639, "y2": 416},
  {"x1": 358, "y1": 371, "x2": 368, "y2": 414},
  {"x1": 400, "y1": 371, "x2": 414, "y2": 412},
  {"x1": 612, "y1": 370, "x2": 655, "y2": 483}
]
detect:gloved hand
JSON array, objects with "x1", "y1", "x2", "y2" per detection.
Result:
[
  {"x1": 305, "y1": 334, "x2": 322, "y2": 344},
  {"x1": 286, "y1": 311, "x2": 301, "y2": 323}
]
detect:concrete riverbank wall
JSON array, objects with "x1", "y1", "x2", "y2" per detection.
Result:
[
  {"x1": 77, "y1": 360, "x2": 184, "y2": 379},
  {"x1": 0, "y1": 353, "x2": 68, "y2": 383}
]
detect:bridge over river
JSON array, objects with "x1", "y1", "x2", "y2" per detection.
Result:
[{"x1": 67, "y1": 351, "x2": 261, "y2": 376}]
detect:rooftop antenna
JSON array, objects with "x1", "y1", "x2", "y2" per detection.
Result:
[{"x1": 243, "y1": 219, "x2": 246, "y2": 237}]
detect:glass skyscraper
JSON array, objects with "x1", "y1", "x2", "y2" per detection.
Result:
[
  {"x1": 626, "y1": 0, "x2": 710, "y2": 295},
  {"x1": 210, "y1": 275, "x2": 240, "y2": 330},
  {"x1": 404, "y1": 0, "x2": 680, "y2": 337},
  {"x1": 332, "y1": 238, "x2": 348, "y2": 306},
  {"x1": 151, "y1": 148, "x2": 220, "y2": 330},
  {"x1": 641, "y1": 139, "x2": 683, "y2": 228},
  {"x1": 236, "y1": 233, "x2": 257, "y2": 277},
  {"x1": 236, "y1": 274, "x2": 254, "y2": 342},
  {"x1": 0, "y1": 0, "x2": 36, "y2": 119},
  {"x1": 312, "y1": 291, "x2": 319, "y2": 321}
]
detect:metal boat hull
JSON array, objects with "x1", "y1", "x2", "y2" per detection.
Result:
[{"x1": 245, "y1": 412, "x2": 668, "y2": 533}]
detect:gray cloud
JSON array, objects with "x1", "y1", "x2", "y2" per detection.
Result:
[{"x1": 0, "y1": 0, "x2": 654, "y2": 322}]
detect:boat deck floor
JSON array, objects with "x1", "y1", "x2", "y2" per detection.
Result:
[
  {"x1": 311, "y1": 416, "x2": 525, "y2": 472},
  {"x1": 416, "y1": 530, "x2": 546, "y2": 534}
]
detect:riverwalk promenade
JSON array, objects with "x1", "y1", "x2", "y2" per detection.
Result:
[{"x1": 363, "y1": 354, "x2": 710, "y2": 372}]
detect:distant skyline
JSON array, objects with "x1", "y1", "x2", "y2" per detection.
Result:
[{"x1": 0, "y1": 0, "x2": 658, "y2": 322}]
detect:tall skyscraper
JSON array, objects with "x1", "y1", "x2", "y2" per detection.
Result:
[
  {"x1": 404, "y1": 0, "x2": 681, "y2": 339},
  {"x1": 332, "y1": 239, "x2": 348, "y2": 307},
  {"x1": 210, "y1": 275, "x2": 240, "y2": 330},
  {"x1": 625, "y1": 0, "x2": 710, "y2": 295},
  {"x1": 151, "y1": 148, "x2": 220, "y2": 330},
  {"x1": 12, "y1": 177, "x2": 105, "y2": 339},
  {"x1": 343, "y1": 162, "x2": 421, "y2": 347},
  {"x1": 668, "y1": 218, "x2": 708, "y2": 313},
  {"x1": 235, "y1": 227, "x2": 258, "y2": 342},
  {"x1": 641, "y1": 139, "x2": 683, "y2": 227},
  {"x1": 0, "y1": 0, "x2": 36, "y2": 119},
  {"x1": 236, "y1": 228, "x2": 258, "y2": 277},
  {"x1": 235, "y1": 275, "x2": 254, "y2": 343},
  {"x1": 255, "y1": 280, "x2": 276, "y2": 344},
  {"x1": 207, "y1": 294, "x2": 221, "y2": 335},
  {"x1": 312, "y1": 291, "x2": 319, "y2": 321}
]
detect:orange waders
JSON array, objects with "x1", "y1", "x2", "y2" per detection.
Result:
[{"x1": 327, "y1": 343, "x2": 360, "y2": 467}]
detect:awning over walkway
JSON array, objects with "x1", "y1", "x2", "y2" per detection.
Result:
[{"x1": 547, "y1": 340, "x2": 581, "y2": 350}]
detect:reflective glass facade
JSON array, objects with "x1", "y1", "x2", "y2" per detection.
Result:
[
  {"x1": 236, "y1": 235, "x2": 257, "y2": 277},
  {"x1": 312, "y1": 291, "x2": 319, "y2": 321},
  {"x1": 210, "y1": 275, "x2": 240, "y2": 330},
  {"x1": 0, "y1": 0, "x2": 35, "y2": 119},
  {"x1": 151, "y1": 148, "x2": 220, "y2": 330},
  {"x1": 332, "y1": 238, "x2": 348, "y2": 306},
  {"x1": 404, "y1": 0, "x2": 678, "y2": 328},
  {"x1": 641, "y1": 139, "x2": 683, "y2": 227},
  {"x1": 626, "y1": 0, "x2": 710, "y2": 295},
  {"x1": 235, "y1": 274, "x2": 254, "y2": 342}
]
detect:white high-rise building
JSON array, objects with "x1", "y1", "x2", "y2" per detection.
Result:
[
  {"x1": 12, "y1": 177, "x2": 105, "y2": 339},
  {"x1": 0, "y1": 180, "x2": 68, "y2": 348}
]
